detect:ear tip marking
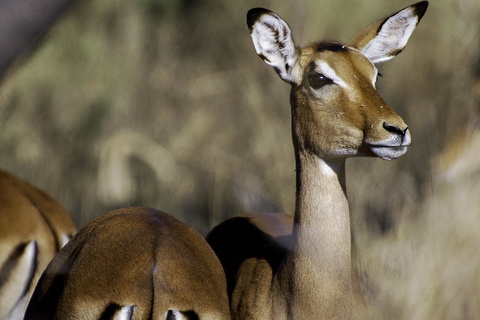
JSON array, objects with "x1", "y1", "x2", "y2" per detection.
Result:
[
  {"x1": 246, "y1": 7, "x2": 272, "y2": 29},
  {"x1": 413, "y1": 1, "x2": 429, "y2": 20}
]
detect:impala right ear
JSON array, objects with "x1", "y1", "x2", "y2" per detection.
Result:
[
  {"x1": 347, "y1": 1, "x2": 429, "y2": 64},
  {"x1": 247, "y1": 8, "x2": 297, "y2": 84}
]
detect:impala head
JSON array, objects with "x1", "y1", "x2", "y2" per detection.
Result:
[{"x1": 247, "y1": 1, "x2": 428, "y2": 161}]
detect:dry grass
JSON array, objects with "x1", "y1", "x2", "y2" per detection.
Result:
[{"x1": 0, "y1": 0, "x2": 479, "y2": 318}]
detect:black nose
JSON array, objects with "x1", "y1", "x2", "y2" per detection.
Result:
[{"x1": 383, "y1": 122, "x2": 407, "y2": 137}]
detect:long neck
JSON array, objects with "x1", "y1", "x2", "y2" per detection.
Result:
[{"x1": 277, "y1": 151, "x2": 353, "y2": 317}]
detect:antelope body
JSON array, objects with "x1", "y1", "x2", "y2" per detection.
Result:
[
  {"x1": 0, "y1": 169, "x2": 76, "y2": 320},
  {"x1": 207, "y1": 2, "x2": 428, "y2": 319},
  {"x1": 24, "y1": 207, "x2": 231, "y2": 320}
]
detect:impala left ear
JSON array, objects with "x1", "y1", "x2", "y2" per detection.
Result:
[
  {"x1": 347, "y1": 1, "x2": 428, "y2": 64},
  {"x1": 247, "y1": 8, "x2": 297, "y2": 84}
]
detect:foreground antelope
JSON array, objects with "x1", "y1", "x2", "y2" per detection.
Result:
[
  {"x1": 207, "y1": 2, "x2": 428, "y2": 319},
  {"x1": 24, "y1": 207, "x2": 231, "y2": 319},
  {"x1": 0, "y1": 169, "x2": 76, "y2": 320}
]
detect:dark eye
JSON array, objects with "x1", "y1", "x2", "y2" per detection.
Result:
[{"x1": 308, "y1": 73, "x2": 333, "y2": 89}]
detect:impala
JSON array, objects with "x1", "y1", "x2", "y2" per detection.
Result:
[
  {"x1": 0, "y1": 169, "x2": 76, "y2": 320},
  {"x1": 24, "y1": 207, "x2": 231, "y2": 319},
  {"x1": 207, "y1": 2, "x2": 428, "y2": 319}
]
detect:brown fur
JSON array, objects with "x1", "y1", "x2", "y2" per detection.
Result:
[
  {"x1": 0, "y1": 169, "x2": 76, "y2": 319},
  {"x1": 24, "y1": 207, "x2": 231, "y2": 320}
]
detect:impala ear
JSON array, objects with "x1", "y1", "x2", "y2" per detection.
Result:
[
  {"x1": 347, "y1": 1, "x2": 428, "y2": 64},
  {"x1": 247, "y1": 8, "x2": 297, "y2": 84}
]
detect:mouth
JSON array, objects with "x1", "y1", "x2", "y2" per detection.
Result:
[
  {"x1": 364, "y1": 129, "x2": 411, "y2": 160},
  {"x1": 368, "y1": 144, "x2": 408, "y2": 161}
]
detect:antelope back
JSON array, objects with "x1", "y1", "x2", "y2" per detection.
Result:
[{"x1": 24, "y1": 207, "x2": 230, "y2": 320}]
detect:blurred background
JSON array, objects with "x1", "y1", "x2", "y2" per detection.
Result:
[{"x1": 0, "y1": 0, "x2": 479, "y2": 319}]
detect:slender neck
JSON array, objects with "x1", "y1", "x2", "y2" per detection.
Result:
[
  {"x1": 278, "y1": 151, "x2": 353, "y2": 317},
  {"x1": 293, "y1": 152, "x2": 350, "y2": 270}
]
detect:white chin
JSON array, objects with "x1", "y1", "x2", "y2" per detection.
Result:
[{"x1": 370, "y1": 146, "x2": 408, "y2": 161}]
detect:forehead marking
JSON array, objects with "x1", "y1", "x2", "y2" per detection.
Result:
[{"x1": 316, "y1": 61, "x2": 349, "y2": 89}]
